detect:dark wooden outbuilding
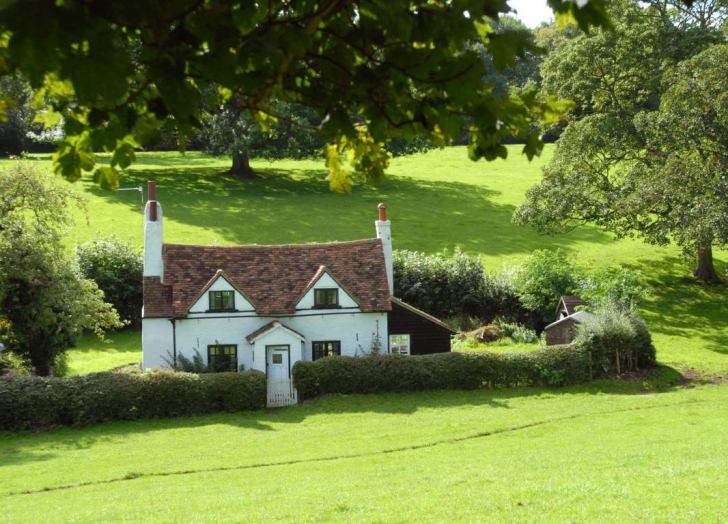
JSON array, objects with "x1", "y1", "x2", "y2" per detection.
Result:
[
  {"x1": 387, "y1": 297, "x2": 455, "y2": 355},
  {"x1": 555, "y1": 295, "x2": 587, "y2": 320},
  {"x1": 544, "y1": 310, "x2": 591, "y2": 346}
]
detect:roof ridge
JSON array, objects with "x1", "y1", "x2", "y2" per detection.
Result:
[
  {"x1": 391, "y1": 297, "x2": 457, "y2": 333},
  {"x1": 163, "y1": 238, "x2": 380, "y2": 249}
]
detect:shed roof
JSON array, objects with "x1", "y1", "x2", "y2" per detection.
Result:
[
  {"x1": 556, "y1": 295, "x2": 587, "y2": 316},
  {"x1": 391, "y1": 297, "x2": 457, "y2": 333},
  {"x1": 544, "y1": 310, "x2": 593, "y2": 331}
]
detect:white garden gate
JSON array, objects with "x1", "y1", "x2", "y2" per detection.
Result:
[{"x1": 267, "y1": 379, "x2": 298, "y2": 407}]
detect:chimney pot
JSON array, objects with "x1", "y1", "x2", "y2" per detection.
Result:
[
  {"x1": 148, "y1": 180, "x2": 157, "y2": 202},
  {"x1": 378, "y1": 203, "x2": 387, "y2": 221}
]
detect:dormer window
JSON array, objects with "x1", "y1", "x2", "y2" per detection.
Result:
[
  {"x1": 209, "y1": 290, "x2": 235, "y2": 311},
  {"x1": 314, "y1": 288, "x2": 339, "y2": 308}
]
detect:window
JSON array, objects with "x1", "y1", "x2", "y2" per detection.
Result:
[
  {"x1": 389, "y1": 335, "x2": 410, "y2": 355},
  {"x1": 314, "y1": 288, "x2": 339, "y2": 307},
  {"x1": 312, "y1": 341, "x2": 341, "y2": 361},
  {"x1": 209, "y1": 290, "x2": 235, "y2": 311},
  {"x1": 208, "y1": 345, "x2": 237, "y2": 372}
]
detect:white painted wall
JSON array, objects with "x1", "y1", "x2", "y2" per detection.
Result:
[
  {"x1": 143, "y1": 312, "x2": 388, "y2": 372},
  {"x1": 250, "y1": 327, "x2": 304, "y2": 375},
  {"x1": 142, "y1": 318, "x2": 174, "y2": 369},
  {"x1": 296, "y1": 272, "x2": 360, "y2": 310},
  {"x1": 188, "y1": 276, "x2": 255, "y2": 313}
]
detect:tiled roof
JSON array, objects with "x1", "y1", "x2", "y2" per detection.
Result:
[
  {"x1": 143, "y1": 277, "x2": 173, "y2": 318},
  {"x1": 143, "y1": 239, "x2": 391, "y2": 318}
]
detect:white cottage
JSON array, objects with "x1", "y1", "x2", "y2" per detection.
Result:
[{"x1": 141, "y1": 182, "x2": 454, "y2": 404}]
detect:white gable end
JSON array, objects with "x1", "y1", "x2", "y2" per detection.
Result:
[
  {"x1": 296, "y1": 272, "x2": 360, "y2": 310},
  {"x1": 188, "y1": 275, "x2": 254, "y2": 313}
]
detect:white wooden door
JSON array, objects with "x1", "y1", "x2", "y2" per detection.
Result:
[
  {"x1": 266, "y1": 345, "x2": 297, "y2": 407},
  {"x1": 266, "y1": 346, "x2": 290, "y2": 380}
]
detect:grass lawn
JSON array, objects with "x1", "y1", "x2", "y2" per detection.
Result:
[
  {"x1": 3, "y1": 147, "x2": 728, "y2": 522},
  {"x1": 26, "y1": 145, "x2": 723, "y2": 376},
  {"x1": 65, "y1": 330, "x2": 142, "y2": 376},
  {"x1": 1, "y1": 382, "x2": 727, "y2": 522}
]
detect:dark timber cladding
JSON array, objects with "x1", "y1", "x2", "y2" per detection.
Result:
[{"x1": 388, "y1": 298, "x2": 455, "y2": 355}]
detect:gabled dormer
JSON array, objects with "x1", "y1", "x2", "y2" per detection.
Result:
[
  {"x1": 188, "y1": 270, "x2": 255, "y2": 314},
  {"x1": 295, "y1": 266, "x2": 360, "y2": 311}
]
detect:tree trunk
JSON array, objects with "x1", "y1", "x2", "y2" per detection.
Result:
[
  {"x1": 228, "y1": 151, "x2": 255, "y2": 178},
  {"x1": 694, "y1": 244, "x2": 722, "y2": 283}
]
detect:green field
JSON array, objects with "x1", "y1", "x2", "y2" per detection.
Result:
[
  {"x1": 2, "y1": 146, "x2": 728, "y2": 522},
  {"x1": 46, "y1": 146, "x2": 726, "y2": 375}
]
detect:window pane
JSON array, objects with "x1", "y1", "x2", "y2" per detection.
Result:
[
  {"x1": 314, "y1": 289, "x2": 338, "y2": 306},
  {"x1": 210, "y1": 291, "x2": 234, "y2": 310},
  {"x1": 208, "y1": 345, "x2": 237, "y2": 372},
  {"x1": 313, "y1": 341, "x2": 341, "y2": 360},
  {"x1": 272, "y1": 353, "x2": 283, "y2": 364}
]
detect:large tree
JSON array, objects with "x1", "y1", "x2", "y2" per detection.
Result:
[
  {"x1": 634, "y1": 44, "x2": 728, "y2": 282},
  {"x1": 515, "y1": 0, "x2": 728, "y2": 282},
  {"x1": 0, "y1": 0, "x2": 614, "y2": 191},
  {"x1": 0, "y1": 163, "x2": 123, "y2": 375},
  {"x1": 200, "y1": 100, "x2": 324, "y2": 177}
]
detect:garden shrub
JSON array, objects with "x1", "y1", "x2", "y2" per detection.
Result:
[
  {"x1": 76, "y1": 236, "x2": 143, "y2": 325},
  {"x1": 578, "y1": 266, "x2": 649, "y2": 310},
  {"x1": 393, "y1": 248, "x2": 486, "y2": 319},
  {"x1": 292, "y1": 346, "x2": 590, "y2": 401},
  {"x1": 495, "y1": 320, "x2": 538, "y2": 343},
  {"x1": 574, "y1": 304, "x2": 656, "y2": 376},
  {"x1": 0, "y1": 351, "x2": 28, "y2": 376},
  {"x1": 512, "y1": 249, "x2": 583, "y2": 328},
  {"x1": 0, "y1": 369, "x2": 266, "y2": 431},
  {"x1": 394, "y1": 249, "x2": 531, "y2": 323},
  {"x1": 480, "y1": 268, "x2": 530, "y2": 322}
]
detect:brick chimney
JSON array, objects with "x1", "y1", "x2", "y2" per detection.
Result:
[
  {"x1": 143, "y1": 180, "x2": 164, "y2": 281},
  {"x1": 375, "y1": 203, "x2": 393, "y2": 295}
]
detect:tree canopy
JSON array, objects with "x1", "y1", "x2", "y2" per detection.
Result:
[
  {"x1": 0, "y1": 0, "x2": 615, "y2": 191},
  {"x1": 0, "y1": 163, "x2": 123, "y2": 375},
  {"x1": 515, "y1": 0, "x2": 728, "y2": 282}
]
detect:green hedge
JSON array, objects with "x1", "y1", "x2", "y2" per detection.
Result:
[
  {"x1": 574, "y1": 308, "x2": 656, "y2": 376},
  {"x1": 293, "y1": 346, "x2": 589, "y2": 400},
  {"x1": 0, "y1": 369, "x2": 267, "y2": 431}
]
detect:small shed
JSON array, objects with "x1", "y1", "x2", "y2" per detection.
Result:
[
  {"x1": 544, "y1": 310, "x2": 592, "y2": 346},
  {"x1": 555, "y1": 295, "x2": 587, "y2": 320},
  {"x1": 388, "y1": 297, "x2": 456, "y2": 355}
]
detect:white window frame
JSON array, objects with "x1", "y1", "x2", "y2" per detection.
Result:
[{"x1": 389, "y1": 334, "x2": 411, "y2": 355}]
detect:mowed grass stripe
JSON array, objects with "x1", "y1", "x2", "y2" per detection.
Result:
[
  {"x1": 3, "y1": 394, "x2": 722, "y2": 498},
  {"x1": 1, "y1": 383, "x2": 724, "y2": 498},
  {"x1": 2, "y1": 390, "x2": 726, "y2": 523}
]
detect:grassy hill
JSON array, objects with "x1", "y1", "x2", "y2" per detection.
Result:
[
  {"x1": 18, "y1": 146, "x2": 722, "y2": 375},
  {"x1": 2, "y1": 147, "x2": 728, "y2": 522}
]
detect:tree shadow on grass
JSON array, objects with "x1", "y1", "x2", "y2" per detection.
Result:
[
  {"x1": 635, "y1": 255, "x2": 728, "y2": 356},
  {"x1": 86, "y1": 162, "x2": 609, "y2": 260}
]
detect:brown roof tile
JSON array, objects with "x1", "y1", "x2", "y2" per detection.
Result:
[
  {"x1": 143, "y1": 277, "x2": 173, "y2": 318},
  {"x1": 144, "y1": 239, "x2": 391, "y2": 318}
]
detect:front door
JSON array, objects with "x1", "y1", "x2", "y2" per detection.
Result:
[{"x1": 266, "y1": 345, "x2": 290, "y2": 380}]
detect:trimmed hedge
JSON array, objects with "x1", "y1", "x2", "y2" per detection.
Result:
[
  {"x1": 293, "y1": 346, "x2": 589, "y2": 400},
  {"x1": 0, "y1": 369, "x2": 266, "y2": 431}
]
